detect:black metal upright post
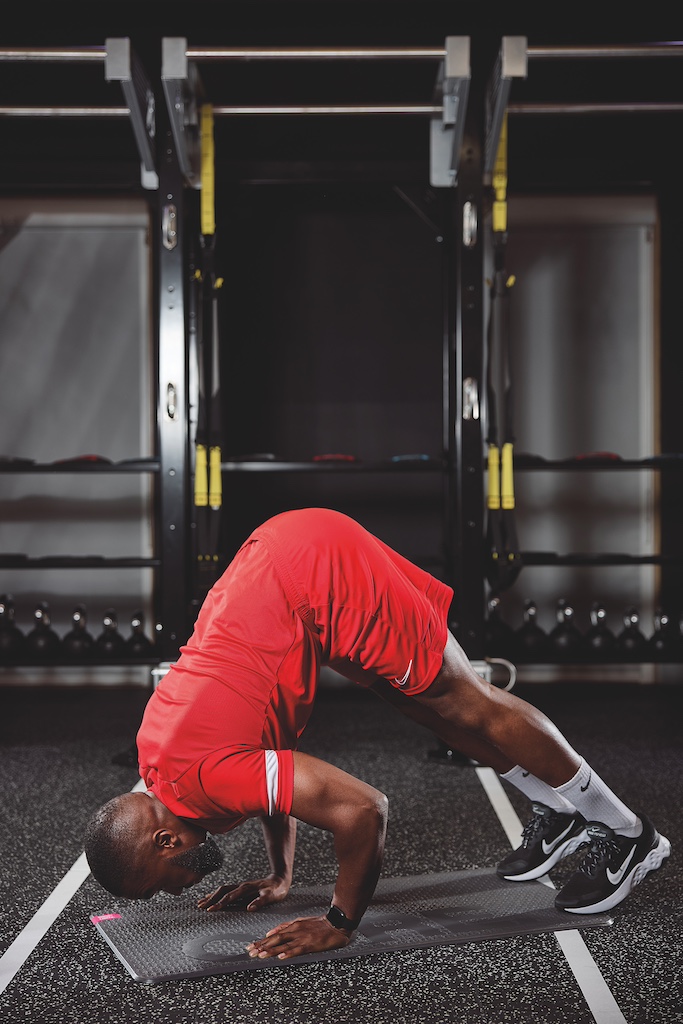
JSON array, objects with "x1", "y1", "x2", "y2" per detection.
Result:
[
  {"x1": 444, "y1": 70, "x2": 486, "y2": 660},
  {"x1": 154, "y1": 105, "x2": 191, "y2": 663}
]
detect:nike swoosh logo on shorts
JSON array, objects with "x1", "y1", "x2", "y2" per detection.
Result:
[
  {"x1": 393, "y1": 659, "x2": 413, "y2": 687},
  {"x1": 541, "y1": 821, "x2": 575, "y2": 855},
  {"x1": 606, "y1": 845, "x2": 637, "y2": 886}
]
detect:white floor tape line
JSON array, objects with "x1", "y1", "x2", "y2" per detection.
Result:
[
  {"x1": 476, "y1": 766, "x2": 628, "y2": 1024},
  {"x1": 0, "y1": 777, "x2": 147, "y2": 997}
]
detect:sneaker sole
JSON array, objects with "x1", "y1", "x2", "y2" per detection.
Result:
[
  {"x1": 500, "y1": 828, "x2": 589, "y2": 882},
  {"x1": 560, "y1": 833, "x2": 671, "y2": 914}
]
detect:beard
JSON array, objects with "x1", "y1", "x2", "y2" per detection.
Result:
[{"x1": 169, "y1": 834, "x2": 224, "y2": 877}]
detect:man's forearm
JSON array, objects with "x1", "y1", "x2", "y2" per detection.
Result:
[
  {"x1": 329, "y1": 796, "x2": 388, "y2": 927},
  {"x1": 260, "y1": 813, "x2": 297, "y2": 884},
  {"x1": 246, "y1": 753, "x2": 389, "y2": 959}
]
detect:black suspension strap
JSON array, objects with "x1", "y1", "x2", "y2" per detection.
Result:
[
  {"x1": 485, "y1": 113, "x2": 522, "y2": 595},
  {"x1": 194, "y1": 103, "x2": 224, "y2": 597}
]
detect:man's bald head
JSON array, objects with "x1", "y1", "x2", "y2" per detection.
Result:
[
  {"x1": 84, "y1": 792, "x2": 224, "y2": 900},
  {"x1": 83, "y1": 792, "x2": 155, "y2": 896}
]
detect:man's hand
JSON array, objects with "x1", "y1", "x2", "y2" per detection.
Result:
[
  {"x1": 197, "y1": 873, "x2": 290, "y2": 912},
  {"x1": 246, "y1": 914, "x2": 352, "y2": 960}
]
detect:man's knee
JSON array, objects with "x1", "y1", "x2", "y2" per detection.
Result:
[{"x1": 415, "y1": 636, "x2": 496, "y2": 735}]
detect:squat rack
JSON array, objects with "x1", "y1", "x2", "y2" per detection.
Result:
[
  {"x1": 2, "y1": 37, "x2": 683, "y2": 666},
  {"x1": 156, "y1": 36, "x2": 683, "y2": 659}
]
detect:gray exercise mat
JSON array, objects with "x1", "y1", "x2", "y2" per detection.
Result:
[{"x1": 90, "y1": 868, "x2": 612, "y2": 983}]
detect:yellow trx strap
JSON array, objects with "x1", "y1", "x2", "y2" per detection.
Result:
[
  {"x1": 493, "y1": 112, "x2": 515, "y2": 515},
  {"x1": 209, "y1": 445, "x2": 222, "y2": 509},
  {"x1": 487, "y1": 445, "x2": 501, "y2": 511},
  {"x1": 200, "y1": 103, "x2": 216, "y2": 237},
  {"x1": 200, "y1": 102, "x2": 222, "y2": 511},
  {"x1": 501, "y1": 442, "x2": 515, "y2": 510},
  {"x1": 492, "y1": 111, "x2": 508, "y2": 235},
  {"x1": 195, "y1": 445, "x2": 208, "y2": 507}
]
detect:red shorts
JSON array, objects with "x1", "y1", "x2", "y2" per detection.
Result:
[
  {"x1": 137, "y1": 508, "x2": 453, "y2": 831},
  {"x1": 253, "y1": 507, "x2": 453, "y2": 695}
]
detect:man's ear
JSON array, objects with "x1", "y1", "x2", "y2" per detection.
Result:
[{"x1": 152, "y1": 828, "x2": 180, "y2": 850}]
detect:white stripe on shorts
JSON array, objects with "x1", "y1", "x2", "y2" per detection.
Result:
[{"x1": 265, "y1": 749, "x2": 279, "y2": 815}]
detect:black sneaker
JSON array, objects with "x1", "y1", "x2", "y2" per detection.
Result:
[
  {"x1": 497, "y1": 802, "x2": 588, "y2": 882},
  {"x1": 555, "y1": 813, "x2": 671, "y2": 914}
]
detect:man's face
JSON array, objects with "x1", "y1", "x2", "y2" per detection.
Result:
[{"x1": 129, "y1": 835, "x2": 224, "y2": 900}]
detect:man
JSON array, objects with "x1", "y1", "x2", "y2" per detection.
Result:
[{"x1": 84, "y1": 508, "x2": 670, "y2": 962}]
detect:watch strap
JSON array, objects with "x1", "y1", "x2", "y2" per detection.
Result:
[{"x1": 326, "y1": 904, "x2": 361, "y2": 932}]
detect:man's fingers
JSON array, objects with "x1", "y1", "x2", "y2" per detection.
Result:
[
  {"x1": 246, "y1": 888, "x2": 278, "y2": 912},
  {"x1": 197, "y1": 884, "x2": 250, "y2": 910},
  {"x1": 246, "y1": 921, "x2": 297, "y2": 958},
  {"x1": 198, "y1": 877, "x2": 288, "y2": 913},
  {"x1": 245, "y1": 915, "x2": 349, "y2": 959},
  {"x1": 264, "y1": 919, "x2": 300, "y2": 935}
]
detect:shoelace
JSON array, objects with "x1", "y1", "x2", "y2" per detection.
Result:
[
  {"x1": 521, "y1": 812, "x2": 555, "y2": 848},
  {"x1": 577, "y1": 835, "x2": 622, "y2": 876}
]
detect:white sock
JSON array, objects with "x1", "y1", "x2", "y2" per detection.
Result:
[
  {"x1": 501, "y1": 765, "x2": 577, "y2": 814},
  {"x1": 555, "y1": 759, "x2": 641, "y2": 837}
]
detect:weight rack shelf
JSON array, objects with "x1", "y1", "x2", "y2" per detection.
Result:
[
  {"x1": 520, "y1": 553, "x2": 683, "y2": 567},
  {"x1": 514, "y1": 454, "x2": 683, "y2": 470},
  {"x1": 0, "y1": 656, "x2": 159, "y2": 667},
  {"x1": 0, "y1": 459, "x2": 159, "y2": 473},
  {"x1": 220, "y1": 458, "x2": 445, "y2": 472},
  {"x1": 500, "y1": 657, "x2": 683, "y2": 665},
  {"x1": 497, "y1": 659, "x2": 683, "y2": 667},
  {"x1": 0, "y1": 557, "x2": 160, "y2": 569}
]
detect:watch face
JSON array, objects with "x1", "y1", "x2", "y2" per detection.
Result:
[{"x1": 327, "y1": 905, "x2": 358, "y2": 931}]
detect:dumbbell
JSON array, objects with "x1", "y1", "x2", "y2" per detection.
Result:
[
  {"x1": 584, "y1": 601, "x2": 616, "y2": 662},
  {"x1": 26, "y1": 601, "x2": 61, "y2": 661},
  {"x1": 549, "y1": 599, "x2": 586, "y2": 661},
  {"x1": 0, "y1": 594, "x2": 25, "y2": 662},
  {"x1": 516, "y1": 599, "x2": 551, "y2": 662},
  {"x1": 485, "y1": 596, "x2": 518, "y2": 659},
  {"x1": 615, "y1": 607, "x2": 648, "y2": 661},
  {"x1": 95, "y1": 608, "x2": 126, "y2": 657},
  {"x1": 62, "y1": 604, "x2": 95, "y2": 660},
  {"x1": 647, "y1": 609, "x2": 683, "y2": 662},
  {"x1": 126, "y1": 610, "x2": 155, "y2": 657}
]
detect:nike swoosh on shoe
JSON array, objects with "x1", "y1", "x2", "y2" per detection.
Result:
[
  {"x1": 606, "y1": 845, "x2": 637, "y2": 885},
  {"x1": 542, "y1": 820, "x2": 575, "y2": 854}
]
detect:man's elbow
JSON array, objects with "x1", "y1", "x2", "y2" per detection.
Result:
[
  {"x1": 345, "y1": 786, "x2": 388, "y2": 836},
  {"x1": 365, "y1": 788, "x2": 389, "y2": 839}
]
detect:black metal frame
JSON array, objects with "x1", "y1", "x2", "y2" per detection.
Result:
[
  {"x1": 443, "y1": 73, "x2": 486, "y2": 659},
  {"x1": 153, "y1": 35, "x2": 487, "y2": 665},
  {"x1": 154, "y1": 102, "x2": 192, "y2": 661}
]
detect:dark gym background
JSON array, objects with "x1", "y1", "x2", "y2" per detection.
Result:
[{"x1": 1, "y1": 4, "x2": 682, "y2": 1023}]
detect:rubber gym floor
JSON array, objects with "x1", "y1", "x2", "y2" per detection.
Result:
[{"x1": 0, "y1": 677, "x2": 681, "y2": 1024}]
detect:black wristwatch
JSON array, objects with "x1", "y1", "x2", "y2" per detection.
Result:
[{"x1": 326, "y1": 904, "x2": 361, "y2": 933}]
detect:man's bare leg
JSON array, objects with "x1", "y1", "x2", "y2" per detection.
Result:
[
  {"x1": 412, "y1": 632, "x2": 581, "y2": 786},
  {"x1": 369, "y1": 676, "x2": 516, "y2": 773}
]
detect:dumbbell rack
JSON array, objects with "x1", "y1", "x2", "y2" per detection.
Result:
[
  {"x1": 487, "y1": 454, "x2": 683, "y2": 665},
  {"x1": 0, "y1": 459, "x2": 162, "y2": 666}
]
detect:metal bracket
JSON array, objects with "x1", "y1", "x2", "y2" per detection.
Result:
[
  {"x1": 430, "y1": 36, "x2": 471, "y2": 188},
  {"x1": 104, "y1": 37, "x2": 158, "y2": 189},
  {"x1": 484, "y1": 36, "x2": 527, "y2": 182},
  {"x1": 161, "y1": 37, "x2": 204, "y2": 188},
  {"x1": 462, "y1": 377, "x2": 480, "y2": 420},
  {"x1": 162, "y1": 202, "x2": 178, "y2": 250}
]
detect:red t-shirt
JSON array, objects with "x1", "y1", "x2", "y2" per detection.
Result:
[{"x1": 137, "y1": 508, "x2": 453, "y2": 832}]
